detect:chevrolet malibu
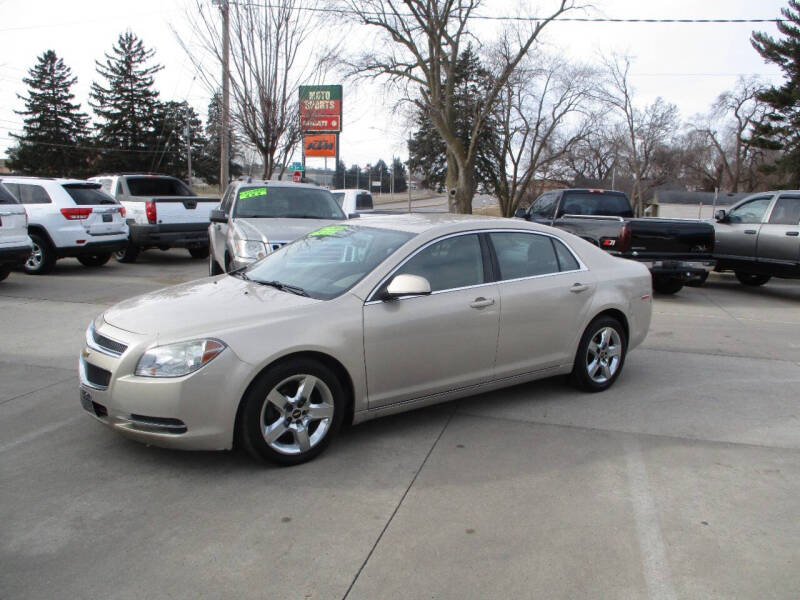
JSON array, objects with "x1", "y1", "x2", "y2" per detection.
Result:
[{"x1": 79, "y1": 215, "x2": 652, "y2": 465}]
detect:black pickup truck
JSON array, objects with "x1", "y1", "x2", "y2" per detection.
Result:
[{"x1": 515, "y1": 188, "x2": 715, "y2": 294}]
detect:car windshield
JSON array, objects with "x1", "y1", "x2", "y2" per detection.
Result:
[
  {"x1": 560, "y1": 192, "x2": 633, "y2": 218},
  {"x1": 331, "y1": 192, "x2": 345, "y2": 207},
  {"x1": 234, "y1": 186, "x2": 347, "y2": 220},
  {"x1": 63, "y1": 184, "x2": 118, "y2": 205},
  {"x1": 243, "y1": 225, "x2": 415, "y2": 299},
  {"x1": 126, "y1": 176, "x2": 195, "y2": 197}
]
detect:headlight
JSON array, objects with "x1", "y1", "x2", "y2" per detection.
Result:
[
  {"x1": 233, "y1": 239, "x2": 267, "y2": 261},
  {"x1": 135, "y1": 339, "x2": 226, "y2": 378}
]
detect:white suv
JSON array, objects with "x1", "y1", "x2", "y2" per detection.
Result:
[
  {"x1": 0, "y1": 182, "x2": 33, "y2": 282},
  {"x1": 0, "y1": 177, "x2": 128, "y2": 274}
]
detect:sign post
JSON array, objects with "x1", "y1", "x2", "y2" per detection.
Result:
[{"x1": 293, "y1": 170, "x2": 302, "y2": 183}]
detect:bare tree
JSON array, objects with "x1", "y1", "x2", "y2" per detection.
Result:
[
  {"x1": 563, "y1": 119, "x2": 624, "y2": 186},
  {"x1": 175, "y1": 0, "x2": 336, "y2": 179},
  {"x1": 341, "y1": 0, "x2": 577, "y2": 213},
  {"x1": 486, "y1": 56, "x2": 597, "y2": 217},
  {"x1": 600, "y1": 54, "x2": 679, "y2": 215}
]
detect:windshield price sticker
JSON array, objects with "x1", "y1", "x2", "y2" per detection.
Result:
[
  {"x1": 239, "y1": 187, "x2": 267, "y2": 200},
  {"x1": 309, "y1": 225, "x2": 348, "y2": 237}
]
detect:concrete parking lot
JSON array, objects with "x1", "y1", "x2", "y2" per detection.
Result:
[{"x1": 1, "y1": 252, "x2": 799, "y2": 600}]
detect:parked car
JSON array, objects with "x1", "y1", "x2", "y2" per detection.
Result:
[
  {"x1": 0, "y1": 176, "x2": 127, "y2": 274},
  {"x1": 88, "y1": 174, "x2": 218, "y2": 262},
  {"x1": 713, "y1": 190, "x2": 800, "y2": 286},
  {"x1": 0, "y1": 182, "x2": 33, "y2": 282},
  {"x1": 515, "y1": 189, "x2": 715, "y2": 294},
  {"x1": 209, "y1": 179, "x2": 348, "y2": 274},
  {"x1": 79, "y1": 215, "x2": 652, "y2": 465},
  {"x1": 330, "y1": 188, "x2": 374, "y2": 214}
]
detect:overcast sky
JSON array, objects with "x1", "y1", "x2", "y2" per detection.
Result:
[{"x1": 0, "y1": 0, "x2": 788, "y2": 171}]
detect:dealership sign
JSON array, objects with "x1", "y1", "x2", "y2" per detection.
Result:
[
  {"x1": 304, "y1": 134, "x2": 336, "y2": 158},
  {"x1": 299, "y1": 85, "x2": 342, "y2": 132}
]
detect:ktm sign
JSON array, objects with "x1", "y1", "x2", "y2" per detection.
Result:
[{"x1": 304, "y1": 134, "x2": 336, "y2": 157}]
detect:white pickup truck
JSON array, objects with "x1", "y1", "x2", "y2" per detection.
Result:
[{"x1": 89, "y1": 174, "x2": 219, "y2": 262}]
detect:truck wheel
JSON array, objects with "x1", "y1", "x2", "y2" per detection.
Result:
[
  {"x1": 0, "y1": 267, "x2": 10, "y2": 282},
  {"x1": 735, "y1": 272, "x2": 771, "y2": 287},
  {"x1": 77, "y1": 253, "x2": 111, "y2": 267},
  {"x1": 24, "y1": 233, "x2": 56, "y2": 275},
  {"x1": 652, "y1": 276, "x2": 683, "y2": 295},
  {"x1": 115, "y1": 244, "x2": 140, "y2": 263},
  {"x1": 189, "y1": 247, "x2": 209, "y2": 259}
]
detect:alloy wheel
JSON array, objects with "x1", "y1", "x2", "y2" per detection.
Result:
[
  {"x1": 25, "y1": 242, "x2": 43, "y2": 271},
  {"x1": 585, "y1": 326, "x2": 622, "y2": 384}
]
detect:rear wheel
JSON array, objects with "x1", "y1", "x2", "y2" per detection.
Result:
[
  {"x1": 570, "y1": 316, "x2": 627, "y2": 392},
  {"x1": 189, "y1": 247, "x2": 209, "y2": 259},
  {"x1": 24, "y1": 233, "x2": 56, "y2": 275},
  {"x1": 77, "y1": 253, "x2": 111, "y2": 267},
  {"x1": 239, "y1": 359, "x2": 345, "y2": 466},
  {"x1": 652, "y1": 276, "x2": 684, "y2": 295},
  {"x1": 735, "y1": 271, "x2": 771, "y2": 286},
  {"x1": 114, "y1": 244, "x2": 140, "y2": 263},
  {"x1": 0, "y1": 267, "x2": 9, "y2": 282}
]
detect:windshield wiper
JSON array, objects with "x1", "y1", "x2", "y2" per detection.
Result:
[
  {"x1": 255, "y1": 279, "x2": 309, "y2": 297},
  {"x1": 229, "y1": 267, "x2": 250, "y2": 280}
]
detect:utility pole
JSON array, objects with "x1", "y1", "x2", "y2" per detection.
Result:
[
  {"x1": 216, "y1": 0, "x2": 230, "y2": 190},
  {"x1": 184, "y1": 125, "x2": 192, "y2": 185}
]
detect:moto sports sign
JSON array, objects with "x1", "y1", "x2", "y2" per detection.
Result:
[{"x1": 299, "y1": 85, "x2": 342, "y2": 132}]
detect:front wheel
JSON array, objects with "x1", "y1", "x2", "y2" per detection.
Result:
[
  {"x1": 114, "y1": 244, "x2": 140, "y2": 263},
  {"x1": 0, "y1": 267, "x2": 9, "y2": 282},
  {"x1": 570, "y1": 316, "x2": 627, "y2": 392},
  {"x1": 77, "y1": 253, "x2": 111, "y2": 267},
  {"x1": 189, "y1": 247, "x2": 209, "y2": 259},
  {"x1": 735, "y1": 271, "x2": 771, "y2": 287},
  {"x1": 652, "y1": 276, "x2": 684, "y2": 295},
  {"x1": 239, "y1": 359, "x2": 345, "y2": 466}
]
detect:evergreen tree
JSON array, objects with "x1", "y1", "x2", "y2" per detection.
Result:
[
  {"x1": 332, "y1": 160, "x2": 346, "y2": 188},
  {"x1": 90, "y1": 32, "x2": 163, "y2": 172},
  {"x1": 407, "y1": 45, "x2": 498, "y2": 190},
  {"x1": 751, "y1": 1, "x2": 800, "y2": 184},
  {"x1": 7, "y1": 50, "x2": 90, "y2": 177},
  {"x1": 195, "y1": 92, "x2": 241, "y2": 185},
  {"x1": 391, "y1": 157, "x2": 408, "y2": 193},
  {"x1": 150, "y1": 101, "x2": 207, "y2": 179}
]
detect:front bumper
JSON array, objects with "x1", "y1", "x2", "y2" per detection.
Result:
[
  {"x1": 78, "y1": 322, "x2": 252, "y2": 451},
  {"x1": 129, "y1": 223, "x2": 209, "y2": 249},
  {"x1": 0, "y1": 243, "x2": 33, "y2": 268}
]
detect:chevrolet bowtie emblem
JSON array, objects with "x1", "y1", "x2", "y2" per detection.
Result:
[{"x1": 82, "y1": 349, "x2": 90, "y2": 359}]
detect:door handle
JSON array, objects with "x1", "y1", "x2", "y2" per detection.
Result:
[
  {"x1": 469, "y1": 297, "x2": 495, "y2": 309},
  {"x1": 786, "y1": 231, "x2": 799, "y2": 236},
  {"x1": 744, "y1": 229, "x2": 757, "y2": 235},
  {"x1": 570, "y1": 283, "x2": 590, "y2": 293}
]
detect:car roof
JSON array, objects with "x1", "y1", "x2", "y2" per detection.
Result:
[
  {"x1": 0, "y1": 176, "x2": 96, "y2": 186},
  {"x1": 235, "y1": 179, "x2": 328, "y2": 191},
  {"x1": 346, "y1": 212, "x2": 557, "y2": 235}
]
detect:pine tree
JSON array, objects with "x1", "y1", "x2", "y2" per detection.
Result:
[
  {"x1": 195, "y1": 92, "x2": 241, "y2": 185},
  {"x1": 751, "y1": 1, "x2": 800, "y2": 185},
  {"x1": 150, "y1": 101, "x2": 207, "y2": 180},
  {"x1": 90, "y1": 31, "x2": 163, "y2": 173},
  {"x1": 7, "y1": 50, "x2": 90, "y2": 177}
]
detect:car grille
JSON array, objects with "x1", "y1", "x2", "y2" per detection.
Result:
[
  {"x1": 84, "y1": 362, "x2": 111, "y2": 388},
  {"x1": 92, "y1": 329, "x2": 127, "y2": 356}
]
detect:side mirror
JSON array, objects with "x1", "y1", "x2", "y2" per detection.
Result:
[
  {"x1": 383, "y1": 274, "x2": 431, "y2": 299},
  {"x1": 715, "y1": 209, "x2": 727, "y2": 222},
  {"x1": 348, "y1": 212, "x2": 361, "y2": 219},
  {"x1": 514, "y1": 207, "x2": 528, "y2": 219},
  {"x1": 210, "y1": 208, "x2": 227, "y2": 223}
]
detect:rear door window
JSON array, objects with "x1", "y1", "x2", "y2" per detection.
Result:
[
  {"x1": 489, "y1": 232, "x2": 560, "y2": 280},
  {"x1": 7, "y1": 183, "x2": 52, "y2": 204},
  {"x1": 62, "y1": 184, "x2": 118, "y2": 205},
  {"x1": 0, "y1": 184, "x2": 19, "y2": 204},
  {"x1": 768, "y1": 196, "x2": 800, "y2": 225}
]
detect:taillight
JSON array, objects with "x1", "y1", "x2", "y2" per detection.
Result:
[
  {"x1": 119, "y1": 206, "x2": 126, "y2": 218},
  {"x1": 61, "y1": 207, "x2": 92, "y2": 220},
  {"x1": 617, "y1": 222, "x2": 632, "y2": 252},
  {"x1": 145, "y1": 201, "x2": 157, "y2": 224}
]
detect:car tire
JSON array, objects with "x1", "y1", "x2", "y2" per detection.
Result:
[
  {"x1": 239, "y1": 358, "x2": 345, "y2": 466},
  {"x1": 24, "y1": 233, "x2": 56, "y2": 275},
  {"x1": 735, "y1": 271, "x2": 771, "y2": 287},
  {"x1": 209, "y1": 254, "x2": 223, "y2": 276},
  {"x1": 570, "y1": 316, "x2": 627, "y2": 392},
  {"x1": 189, "y1": 247, "x2": 209, "y2": 259},
  {"x1": 114, "y1": 244, "x2": 140, "y2": 263},
  {"x1": 77, "y1": 253, "x2": 112, "y2": 267},
  {"x1": 0, "y1": 267, "x2": 9, "y2": 282},
  {"x1": 652, "y1": 276, "x2": 684, "y2": 295}
]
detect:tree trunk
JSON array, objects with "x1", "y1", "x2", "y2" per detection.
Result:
[
  {"x1": 454, "y1": 157, "x2": 475, "y2": 214},
  {"x1": 445, "y1": 150, "x2": 459, "y2": 212}
]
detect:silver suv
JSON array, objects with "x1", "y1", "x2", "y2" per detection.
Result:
[
  {"x1": 209, "y1": 180, "x2": 348, "y2": 274},
  {"x1": 0, "y1": 182, "x2": 32, "y2": 282},
  {"x1": 0, "y1": 177, "x2": 128, "y2": 274}
]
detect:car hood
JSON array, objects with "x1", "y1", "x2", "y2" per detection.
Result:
[
  {"x1": 233, "y1": 217, "x2": 346, "y2": 244},
  {"x1": 102, "y1": 275, "x2": 317, "y2": 338}
]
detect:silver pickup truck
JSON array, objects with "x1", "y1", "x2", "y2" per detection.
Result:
[
  {"x1": 713, "y1": 191, "x2": 800, "y2": 286},
  {"x1": 209, "y1": 179, "x2": 348, "y2": 274},
  {"x1": 90, "y1": 174, "x2": 219, "y2": 262}
]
